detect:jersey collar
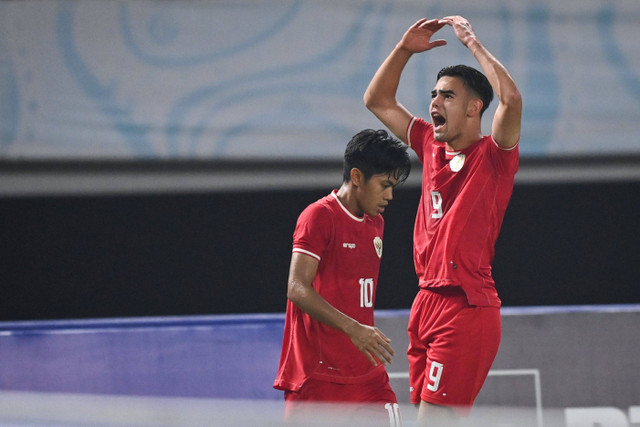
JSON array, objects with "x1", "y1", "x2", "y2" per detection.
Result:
[{"x1": 331, "y1": 190, "x2": 364, "y2": 222}]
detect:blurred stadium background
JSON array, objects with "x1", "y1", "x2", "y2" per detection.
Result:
[{"x1": 0, "y1": 0, "x2": 639, "y2": 425}]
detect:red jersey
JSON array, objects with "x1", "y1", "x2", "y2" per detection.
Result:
[
  {"x1": 274, "y1": 191, "x2": 387, "y2": 392},
  {"x1": 407, "y1": 117, "x2": 519, "y2": 307}
]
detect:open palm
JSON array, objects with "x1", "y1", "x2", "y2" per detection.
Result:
[{"x1": 400, "y1": 18, "x2": 448, "y2": 53}]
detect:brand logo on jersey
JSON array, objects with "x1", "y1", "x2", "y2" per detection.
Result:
[
  {"x1": 449, "y1": 153, "x2": 465, "y2": 172},
  {"x1": 373, "y1": 236, "x2": 383, "y2": 258},
  {"x1": 343, "y1": 243, "x2": 356, "y2": 249}
]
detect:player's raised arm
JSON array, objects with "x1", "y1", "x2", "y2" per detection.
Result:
[
  {"x1": 364, "y1": 18, "x2": 447, "y2": 142},
  {"x1": 441, "y1": 15, "x2": 522, "y2": 149},
  {"x1": 286, "y1": 252, "x2": 394, "y2": 366}
]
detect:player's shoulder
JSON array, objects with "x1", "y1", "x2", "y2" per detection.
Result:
[
  {"x1": 475, "y1": 134, "x2": 519, "y2": 177},
  {"x1": 483, "y1": 134, "x2": 519, "y2": 153},
  {"x1": 298, "y1": 193, "x2": 336, "y2": 221},
  {"x1": 472, "y1": 134, "x2": 514, "y2": 157},
  {"x1": 407, "y1": 117, "x2": 433, "y2": 143},
  {"x1": 410, "y1": 116, "x2": 432, "y2": 131}
]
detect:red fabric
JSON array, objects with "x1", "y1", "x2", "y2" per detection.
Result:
[
  {"x1": 407, "y1": 288, "x2": 501, "y2": 415},
  {"x1": 407, "y1": 117, "x2": 519, "y2": 307},
  {"x1": 274, "y1": 191, "x2": 386, "y2": 392}
]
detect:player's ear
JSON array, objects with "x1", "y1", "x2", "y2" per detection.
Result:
[
  {"x1": 467, "y1": 98, "x2": 483, "y2": 117},
  {"x1": 350, "y1": 168, "x2": 364, "y2": 187}
]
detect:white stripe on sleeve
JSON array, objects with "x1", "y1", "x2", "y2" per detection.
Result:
[{"x1": 292, "y1": 248, "x2": 321, "y2": 261}]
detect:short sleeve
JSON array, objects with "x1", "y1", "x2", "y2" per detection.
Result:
[
  {"x1": 407, "y1": 117, "x2": 433, "y2": 163},
  {"x1": 292, "y1": 203, "x2": 333, "y2": 261},
  {"x1": 487, "y1": 136, "x2": 519, "y2": 177}
]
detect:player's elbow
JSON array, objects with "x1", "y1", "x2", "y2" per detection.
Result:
[
  {"x1": 363, "y1": 88, "x2": 385, "y2": 113},
  {"x1": 501, "y1": 87, "x2": 522, "y2": 111},
  {"x1": 363, "y1": 90, "x2": 376, "y2": 111},
  {"x1": 286, "y1": 279, "x2": 306, "y2": 305},
  {"x1": 364, "y1": 92, "x2": 394, "y2": 125}
]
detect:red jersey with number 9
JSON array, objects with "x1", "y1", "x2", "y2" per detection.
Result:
[
  {"x1": 274, "y1": 190, "x2": 387, "y2": 392},
  {"x1": 407, "y1": 117, "x2": 519, "y2": 307}
]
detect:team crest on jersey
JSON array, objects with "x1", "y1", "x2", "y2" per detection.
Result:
[
  {"x1": 373, "y1": 236, "x2": 383, "y2": 258},
  {"x1": 449, "y1": 153, "x2": 465, "y2": 172}
]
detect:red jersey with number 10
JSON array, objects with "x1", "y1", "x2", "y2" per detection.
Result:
[
  {"x1": 274, "y1": 190, "x2": 386, "y2": 392},
  {"x1": 407, "y1": 117, "x2": 519, "y2": 307}
]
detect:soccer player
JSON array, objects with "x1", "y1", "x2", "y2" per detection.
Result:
[
  {"x1": 364, "y1": 16, "x2": 522, "y2": 425},
  {"x1": 274, "y1": 129, "x2": 411, "y2": 426}
]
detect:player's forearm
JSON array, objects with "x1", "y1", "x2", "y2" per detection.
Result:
[
  {"x1": 467, "y1": 38, "x2": 521, "y2": 109},
  {"x1": 287, "y1": 279, "x2": 359, "y2": 334}
]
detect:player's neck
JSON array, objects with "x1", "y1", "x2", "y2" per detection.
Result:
[
  {"x1": 336, "y1": 184, "x2": 363, "y2": 217},
  {"x1": 445, "y1": 128, "x2": 483, "y2": 152}
]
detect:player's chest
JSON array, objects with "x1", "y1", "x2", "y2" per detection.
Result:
[
  {"x1": 422, "y1": 148, "x2": 493, "y2": 218},
  {"x1": 425, "y1": 148, "x2": 471, "y2": 189},
  {"x1": 330, "y1": 224, "x2": 383, "y2": 264}
]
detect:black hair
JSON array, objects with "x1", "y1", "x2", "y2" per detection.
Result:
[
  {"x1": 437, "y1": 65, "x2": 493, "y2": 116},
  {"x1": 342, "y1": 129, "x2": 411, "y2": 184}
]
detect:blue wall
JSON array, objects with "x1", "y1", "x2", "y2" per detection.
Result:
[
  {"x1": 0, "y1": 314, "x2": 284, "y2": 400},
  {"x1": 2, "y1": 306, "x2": 639, "y2": 410}
]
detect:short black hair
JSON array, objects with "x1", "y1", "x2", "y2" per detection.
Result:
[
  {"x1": 342, "y1": 129, "x2": 411, "y2": 184},
  {"x1": 437, "y1": 65, "x2": 493, "y2": 116}
]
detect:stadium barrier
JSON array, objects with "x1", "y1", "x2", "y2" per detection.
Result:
[{"x1": 1, "y1": 306, "x2": 639, "y2": 426}]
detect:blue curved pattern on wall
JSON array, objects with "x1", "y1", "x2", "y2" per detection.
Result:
[
  {"x1": 165, "y1": 2, "x2": 376, "y2": 157},
  {"x1": 0, "y1": 0, "x2": 638, "y2": 160},
  {"x1": 56, "y1": 3, "x2": 154, "y2": 156},
  {"x1": 119, "y1": 2, "x2": 303, "y2": 68}
]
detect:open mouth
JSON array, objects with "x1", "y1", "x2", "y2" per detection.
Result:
[{"x1": 431, "y1": 112, "x2": 446, "y2": 130}]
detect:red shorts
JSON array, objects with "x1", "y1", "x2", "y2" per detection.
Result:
[
  {"x1": 407, "y1": 287, "x2": 501, "y2": 415},
  {"x1": 284, "y1": 369, "x2": 400, "y2": 426}
]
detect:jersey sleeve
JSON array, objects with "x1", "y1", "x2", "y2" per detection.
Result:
[
  {"x1": 406, "y1": 117, "x2": 433, "y2": 163},
  {"x1": 488, "y1": 136, "x2": 520, "y2": 177},
  {"x1": 292, "y1": 203, "x2": 333, "y2": 261}
]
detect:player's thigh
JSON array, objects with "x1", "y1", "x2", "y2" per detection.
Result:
[
  {"x1": 423, "y1": 306, "x2": 501, "y2": 408},
  {"x1": 407, "y1": 290, "x2": 432, "y2": 404}
]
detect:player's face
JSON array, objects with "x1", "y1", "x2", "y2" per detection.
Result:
[
  {"x1": 430, "y1": 76, "x2": 473, "y2": 142},
  {"x1": 358, "y1": 173, "x2": 399, "y2": 217}
]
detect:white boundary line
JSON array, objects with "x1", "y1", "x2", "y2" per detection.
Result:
[{"x1": 388, "y1": 369, "x2": 543, "y2": 427}]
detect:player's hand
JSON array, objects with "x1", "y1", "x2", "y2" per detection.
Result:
[
  {"x1": 397, "y1": 18, "x2": 447, "y2": 54},
  {"x1": 346, "y1": 323, "x2": 395, "y2": 366},
  {"x1": 440, "y1": 15, "x2": 477, "y2": 47}
]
